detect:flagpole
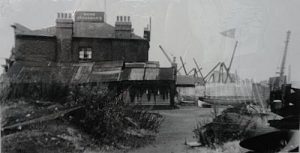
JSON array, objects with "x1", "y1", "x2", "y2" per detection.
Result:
[{"x1": 104, "y1": 0, "x2": 107, "y2": 22}]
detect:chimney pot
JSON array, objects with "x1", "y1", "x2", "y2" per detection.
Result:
[
  {"x1": 120, "y1": 16, "x2": 123, "y2": 22},
  {"x1": 128, "y1": 16, "x2": 130, "y2": 22}
]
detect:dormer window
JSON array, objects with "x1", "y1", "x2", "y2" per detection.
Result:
[{"x1": 79, "y1": 47, "x2": 92, "y2": 60}]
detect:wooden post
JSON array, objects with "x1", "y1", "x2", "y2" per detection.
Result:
[
  {"x1": 170, "y1": 63, "x2": 177, "y2": 108},
  {"x1": 170, "y1": 80, "x2": 175, "y2": 108}
]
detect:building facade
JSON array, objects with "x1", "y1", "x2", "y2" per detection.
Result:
[
  {"x1": 12, "y1": 11, "x2": 150, "y2": 63},
  {"x1": 5, "y1": 11, "x2": 175, "y2": 107}
]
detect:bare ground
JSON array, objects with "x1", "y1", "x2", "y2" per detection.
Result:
[
  {"x1": 2, "y1": 103, "x2": 245, "y2": 153},
  {"x1": 127, "y1": 106, "x2": 226, "y2": 153}
]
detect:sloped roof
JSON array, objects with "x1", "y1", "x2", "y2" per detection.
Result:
[
  {"x1": 6, "y1": 61, "x2": 174, "y2": 83},
  {"x1": 6, "y1": 61, "x2": 122, "y2": 83},
  {"x1": 124, "y1": 61, "x2": 160, "y2": 68},
  {"x1": 32, "y1": 26, "x2": 56, "y2": 36},
  {"x1": 73, "y1": 22, "x2": 143, "y2": 39},
  {"x1": 12, "y1": 23, "x2": 55, "y2": 37},
  {"x1": 73, "y1": 22, "x2": 115, "y2": 38},
  {"x1": 176, "y1": 75, "x2": 205, "y2": 86},
  {"x1": 120, "y1": 67, "x2": 175, "y2": 81},
  {"x1": 13, "y1": 22, "x2": 144, "y2": 39}
]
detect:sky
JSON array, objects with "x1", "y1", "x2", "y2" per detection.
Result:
[{"x1": 0, "y1": 0, "x2": 299, "y2": 82}]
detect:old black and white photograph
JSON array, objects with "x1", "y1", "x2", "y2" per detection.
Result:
[{"x1": 0, "y1": 0, "x2": 299, "y2": 152}]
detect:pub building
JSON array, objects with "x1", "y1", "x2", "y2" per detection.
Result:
[{"x1": 4, "y1": 9, "x2": 176, "y2": 107}]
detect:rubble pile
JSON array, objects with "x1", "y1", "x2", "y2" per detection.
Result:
[{"x1": 193, "y1": 104, "x2": 281, "y2": 147}]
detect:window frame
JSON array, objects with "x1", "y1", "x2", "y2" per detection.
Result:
[{"x1": 78, "y1": 47, "x2": 93, "y2": 61}]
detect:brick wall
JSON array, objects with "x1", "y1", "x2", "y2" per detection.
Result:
[
  {"x1": 15, "y1": 36, "x2": 56, "y2": 62},
  {"x1": 56, "y1": 18, "x2": 73, "y2": 62},
  {"x1": 72, "y1": 38, "x2": 149, "y2": 62},
  {"x1": 14, "y1": 36, "x2": 149, "y2": 63}
]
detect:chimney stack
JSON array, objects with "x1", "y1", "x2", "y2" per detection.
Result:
[
  {"x1": 143, "y1": 17, "x2": 151, "y2": 41},
  {"x1": 115, "y1": 16, "x2": 132, "y2": 39},
  {"x1": 56, "y1": 12, "x2": 73, "y2": 62}
]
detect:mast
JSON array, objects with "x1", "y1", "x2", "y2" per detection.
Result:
[
  {"x1": 225, "y1": 41, "x2": 238, "y2": 82},
  {"x1": 228, "y1": 41, "x2": 238, "y2": 72},
  {"x1": 288, "y1": 65, "x2": 291, "y2": 84},
  {"x1": 279, "y1": 31, "x2": 291, "y2": 87},
  {"x1": 104, "y1": 0, "x2": 107, "y2": 22}
]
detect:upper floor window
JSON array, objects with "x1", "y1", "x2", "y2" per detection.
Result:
[{"x1": 79, "y1": 47, "x2": 92, "y2": 60}]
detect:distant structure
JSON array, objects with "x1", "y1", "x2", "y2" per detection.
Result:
[{"x1": 4, "y1": 10, "x2": 176, "y2": 107}]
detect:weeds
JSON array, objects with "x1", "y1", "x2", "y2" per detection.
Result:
[
  {"x1": 67, "y1": 84, "x2": 163, "y2": 147},
  {"x1": 1, "y1": 82, "x2": 163, "y2": 149}
]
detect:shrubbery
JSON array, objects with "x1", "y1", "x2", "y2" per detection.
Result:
[
  {"x1": 67, "y1": 84, "x2": 163, "y2": 147},
  {"x1": 1, "y1": 82, "x2": 163, "y2": 148}
]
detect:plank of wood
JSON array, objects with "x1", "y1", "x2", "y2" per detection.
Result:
[{"x1": 2, "y1": 106, "x2": 83, "y2": 130}]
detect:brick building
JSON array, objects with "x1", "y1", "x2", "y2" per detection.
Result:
[
  {"x1": 4, "y1": 11, "x2": 176, "y2": 107},
  {"x1": 12, "y1": 11, "x2": 149, "y2": 63}
]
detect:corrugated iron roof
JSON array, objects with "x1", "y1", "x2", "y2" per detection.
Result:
[
  {"x1": 94, "y1": 61, "x2": 124, "y2": 68},
  {"x1": 72, "y1": 63, "x2": 93, "y2": 83},
  {"x1": 128, "y1": 68, "x2": 145, "y2": 80},
  {"x1": 176, "y1": 75, "x2": 204, "y2": 86},
  {"x1": 7, "y1": 61, "x2": 174, "y2": 83},
  {"x1": 144, "y1": 68, "x2": 159, "y2": 80},
  {"x1": 158, "y1": 68, "x2": 175, "y2": 80},
  {"x1": 90, "y1": 67, "x2": 122, "y2": 82},
  {"x1": 125, "y1": 62, "x2": 146, "y2": 68},
  {"x1": 124, "y1": 61, "x2": 160, "y2": 68},
  {"x1": 120, "y1": 67, "x2": 175, "y2": 81}
]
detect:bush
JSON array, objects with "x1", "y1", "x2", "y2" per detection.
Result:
[
  {"x1": 2, "y1": 82, "x2": 69, "y2": 102},
  {"x1": 67, "y1": 84, "x2": 163, "y2": 147},
  {"x1": 1, "y1": 82, "x2": 163, "y2": 148}
]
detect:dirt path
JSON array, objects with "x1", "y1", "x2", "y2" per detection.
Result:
[{"x1": 127, "y1": 106, "x2": 214, "y2": 153}]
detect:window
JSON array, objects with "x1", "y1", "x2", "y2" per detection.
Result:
[{"x1": 79, "y1": 47, "x2": 92, "y2": 60}]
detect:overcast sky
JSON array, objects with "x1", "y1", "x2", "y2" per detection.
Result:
[{"x1": 0, "y1": 0, "x2": 299, "y2": 82}]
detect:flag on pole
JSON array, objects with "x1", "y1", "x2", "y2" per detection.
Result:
[{"x1": 221, "y1": 28, "x2": 236, "y2": 39}]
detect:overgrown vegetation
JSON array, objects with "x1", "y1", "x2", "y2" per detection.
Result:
[
  {"x1": 67, "y1": 84, "x2": 163, "y2": 147},
  {"x1": 1, "y1": 82, "x2": 164, "y2": 152}
]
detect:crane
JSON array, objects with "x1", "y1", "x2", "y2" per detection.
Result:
[
  {"x1": 202, "y1": 41, "x2": 238, "y2": 83},
  {"x1": 193, "y1": 58, "x2": 204, "y2": 79},
  {"x1": 204, "y1": 62, "x2": 221, "y2": 80},
  {"x1": 180, "y1": 56, "x2": 188, "y2": 75},
  {"x1": 159, "y1": 45, "x2": 183, "y2": 75},
  {"x1": 159, "y1": 45, "x2": 173, "y2": 65},
  {"x1": 278, "y1": 31, "x2": 291, "y2": 88}
]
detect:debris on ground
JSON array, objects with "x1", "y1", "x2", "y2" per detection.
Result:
[
  {"x1": 193, "y1": 103, "x2": 282, "y2": 147},
  {"x1": 185, "y1": 141, "x2": 202, "y2": 148},
  {"x1": 1, "y1": 84, "x2": 164, "y2": 153}
]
